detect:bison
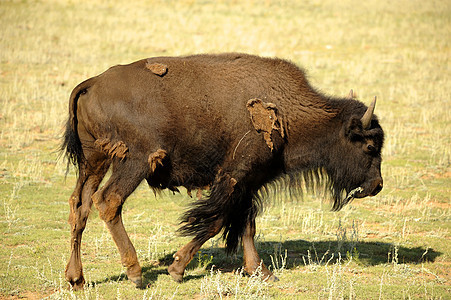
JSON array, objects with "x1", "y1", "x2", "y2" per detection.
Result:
[{"x1": 62, "y1": 53, "x2": 384, "y2": 290}]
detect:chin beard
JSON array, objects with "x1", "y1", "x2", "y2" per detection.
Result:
[{"x1": 343, "y1": 186, "x2": 364, "y2": 205}]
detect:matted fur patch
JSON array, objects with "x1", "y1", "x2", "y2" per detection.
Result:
[{"x1": 246, "y1": 98, "x2": 284, "y2": 151}]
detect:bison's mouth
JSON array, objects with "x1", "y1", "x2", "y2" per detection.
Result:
[
  {"x1": 344, "y1": 187, "x2": 364, "y2": 202},
  {"x1": 349, "y1": 180, "x2": 383, "y2": 200}
]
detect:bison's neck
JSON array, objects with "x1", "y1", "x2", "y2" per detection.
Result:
[{"x1": 283, "y1": 98, "x2": 342, "y2": 173}]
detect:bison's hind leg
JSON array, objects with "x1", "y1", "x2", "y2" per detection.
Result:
[
  {"x1": 91, "y1": 158, "x2": 149, "y2": 288},
  {"x1": 65, "y1": 151, "x2": 110, "y2": 290}
]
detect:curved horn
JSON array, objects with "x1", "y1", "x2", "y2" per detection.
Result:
[{"x1": 361, "y1": 96, "x2": 376, "y2": 129}]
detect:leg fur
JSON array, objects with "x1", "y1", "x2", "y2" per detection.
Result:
[
  {"x1": 65, "y1": 155, "x2": 110, "y2": 290},
  {"x1": 168, "y1": 218, "x2": 222, "y2": 282},
  {"x1": 91, "y1": 159, "x2": 147, "y2": 288},
  {"x1": 242, "y1": 220, "x2": 278, "y2": 281}
]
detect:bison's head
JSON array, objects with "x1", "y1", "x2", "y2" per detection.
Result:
[{"x1": 328, "y1": 97, "x2": 384, "y2": 210}]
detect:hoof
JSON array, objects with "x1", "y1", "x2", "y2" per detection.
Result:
[
  {"x1": 67, "y1": 276, "x2": 85, "y2": 291},
  {"x1": 129, "y1": 275, "x2": 143, "y2": 289},
  {"x1": 168, "y1": 264, "x2": 184, "y2": 283},
  {"x1": 169, "y1": 271, "x2": 183, "y2": 283},
  {"x1": 126, "y1": 263, "x2": 143, "y2": 289},
  {"x1": 266, "y1": 274, "x2": 279, "y2": 282}
]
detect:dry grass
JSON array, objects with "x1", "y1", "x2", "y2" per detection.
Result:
[{"x1": 0, "y1": 0, "x2": 450, "y2": 299}]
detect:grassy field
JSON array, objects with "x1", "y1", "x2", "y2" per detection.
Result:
[{"x1": 0, "y1": 0, "x2": 450, "y2": 298}]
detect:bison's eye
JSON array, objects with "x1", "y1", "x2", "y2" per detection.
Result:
[{"x1": 367, "y1": 144, "x2": 376, "y2": 153}]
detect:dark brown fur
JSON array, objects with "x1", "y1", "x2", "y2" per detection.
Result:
[{"x1": 62, "y1": 53, "x2": 384, "y2": 289}]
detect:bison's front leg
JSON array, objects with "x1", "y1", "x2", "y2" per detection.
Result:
[
  {"x1": 242, "y1": 220, "x2": 278, "y2": 281},
  {"x1": 168, "y1": 219, "x2": 223, "y2": 282},
  {"x1": 168, "y1": 239, "x2": 201, "y2": 282}
]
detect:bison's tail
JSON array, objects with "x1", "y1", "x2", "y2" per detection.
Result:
[{"x1": 61, "y1": 78, "x2": 95, "y2": 170}]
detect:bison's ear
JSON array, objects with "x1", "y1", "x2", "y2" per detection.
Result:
[{"x1": 345, "y1": 117, "x2": 364, "y2": 140}]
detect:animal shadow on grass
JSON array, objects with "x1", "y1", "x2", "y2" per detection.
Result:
[
  {"x1": 273, "y1": 239, "x2": 441, "y2": 266},
  {"x1": 95, "y1": 239, "x2": 441, "y2": 288},
  {"x1": 155, "y1": 239, "x2": 441, "y2": 282},
  {"x1": 91, "y1": 266, "x2": 175, "y2": 289},
  {"x1": 91, "y1": 260, "x2": 206, "y2": 288},
  {"x1": 141, "y1": 263, "x2": 205, "y2": 287}
]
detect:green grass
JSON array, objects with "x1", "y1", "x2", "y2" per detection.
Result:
[{"x1": 1, "y1": 0, "x2": 450, "y2": 298}]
